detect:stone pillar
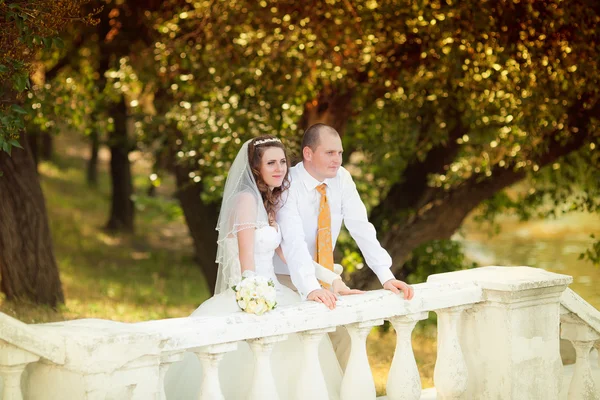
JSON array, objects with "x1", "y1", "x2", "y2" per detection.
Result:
[
  {"x1": 247, "y1": 335, "x2": 288, "y2": 400},
  {"x1": 428, "y1": 266, "x2": 572, "y2": 400},
  {"x1": 434, "y1": 305, "x2": 471, "y2": 400},
  {"x1": 561, "y1": 313, "x2": 600, "y2": 400},
  {"x1": 296, "y1": 327, "x2": 337, "y2": 400},
  {"x1": 158, "y1": 351, "x2": 185, "y2": 400},
  {"x1": 0, "y1": 341, "x2": 40, "y2": 400},
  {"x1": 340, "y1": 319, "x2": 384, "y2": 400},
  {"x1": 193, "y1": 342, "x2": 238, "y2": 400},
  {"x1": 386, "y1": 312, "x2": 429, "y2": 400}
]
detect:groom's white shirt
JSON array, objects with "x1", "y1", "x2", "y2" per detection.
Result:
[{"x1": 275, "y1": 161, "x2": 395, "y2": 299}]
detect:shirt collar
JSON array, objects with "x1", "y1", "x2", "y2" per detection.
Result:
[{"x1": 297, "y1": 162, "x2": 333, "y2": 191}]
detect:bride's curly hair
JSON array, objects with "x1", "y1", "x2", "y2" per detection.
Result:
[{"x1": 248, "y1": 135, "x2": 291, "y2": 225}]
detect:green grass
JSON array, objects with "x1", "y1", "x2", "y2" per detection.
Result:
[
  {"x1": 0, "y1": 136, "x2": 210, "y2": 323},
  {"x1": 0, "y1": 134, "x2": 437, "y2": 394}
]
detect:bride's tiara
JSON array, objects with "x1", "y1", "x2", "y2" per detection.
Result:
[{"x1": 253, "y1": 137, "x2": 282, "y2": 146}]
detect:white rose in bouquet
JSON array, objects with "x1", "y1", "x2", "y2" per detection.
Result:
[{"x1": 232, "y1": 270, "x2": 277, "y2": 315}]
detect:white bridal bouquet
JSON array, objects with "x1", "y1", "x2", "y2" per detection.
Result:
[{"x1": 232, "y1": 271, "x2": 277, "y2": 315}]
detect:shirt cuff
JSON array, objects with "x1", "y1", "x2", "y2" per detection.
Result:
[{"x1": 375, "y1": 268, "x2": 395, "y2": 286}]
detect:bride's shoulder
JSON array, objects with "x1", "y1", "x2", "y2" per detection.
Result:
[
  {"x1": 234, "y1": 190, "x2": 258, "y2": 204},
  {"x1": 233, "y1": 191, "x2": 260, "y2": 215}
]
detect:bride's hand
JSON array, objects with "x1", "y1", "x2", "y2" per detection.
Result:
[{"x1": 332, "y1": 279, "x2": 365, "y2": 296}]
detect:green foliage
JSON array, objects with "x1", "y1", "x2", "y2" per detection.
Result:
[
  {"x1": 404, "y1": 240, "x2": 478, "y2": 284},
  {"x1": 580, "y1": 235, "x2": 600, "y2": 265},
  {"x1": 0, "y1": 0, "x2": 97, "y2": 154},
  {"x1": 23, "y1": 0, "x2": 600, "y2": 279}
]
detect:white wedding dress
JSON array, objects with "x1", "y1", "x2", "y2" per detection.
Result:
[{"x1": 164, "y1": 225, "x2": 343, "y2": 399}]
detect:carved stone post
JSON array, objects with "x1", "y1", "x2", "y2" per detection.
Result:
[
  {"x1": 193, "y1": 342, "x2": 238, "y2": 400},
  {"x1": 0, "y1": 341, "x2": 40, "y2": 400},
  {"x1": 247, "y1": 335, "x2": 288, "y2": 400},
  {"x1": 429, "y1": 266, "x2": 571, "y2": 400},
  {"x1": 434, "y1": 305, "x2": 471, "y2": 400},
  {"x1": 387, "y1": 312, "x2": 429, "y2": 400},
  {"x1": 296, "y1": 327, "x2": 337, "y2": 400},
  {"x1": 340, "y1": 319, "x2": 384, "y2": 400}
]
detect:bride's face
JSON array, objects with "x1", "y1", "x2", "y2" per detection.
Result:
[{"x1": 259, "y1": 147, "x2": 287, "y2": 189}]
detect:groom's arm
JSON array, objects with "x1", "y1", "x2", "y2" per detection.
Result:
[
  {"x1": 339, "y1": 168, "x2": 396, "y2": 285},
  {"x1": 277, "y1": 189, "x2": 322, "y2": 300}
]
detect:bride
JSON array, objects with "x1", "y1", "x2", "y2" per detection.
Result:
[{"x1": 165, "y1": 135, "x2": 352, "y2": 399}]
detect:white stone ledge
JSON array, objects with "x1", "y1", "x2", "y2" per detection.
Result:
[
  {"x1": 0, "y1": 313, "x2": 64, "y2": 364},
  {"x1": 34, "y1": 319, "x2": 162, "y2": 373},
  {"x1": 561, "y1": 288, "x2": 600, "y2": 336},
  {"x1": 136, "y1": 280, "x2": 482, "y2": 353},
  {"x1": 428, "y1": 266, "x2": 573, "y2": 292}
]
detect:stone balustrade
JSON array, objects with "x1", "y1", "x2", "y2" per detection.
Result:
[
  {"x1": 560, "y1": 288, "x2": 600, "y2": 400},
  {"x1": 0, "y1": 266, "x2": 596, "y2": 400}
]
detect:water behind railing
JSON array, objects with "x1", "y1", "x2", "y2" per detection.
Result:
[{"x1": 459, "y1": 212, "x2": 600, "y2": 309}]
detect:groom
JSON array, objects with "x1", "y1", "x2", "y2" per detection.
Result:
[{"x1": 275, "y1": 123, "x2": 414, "y2": 369}]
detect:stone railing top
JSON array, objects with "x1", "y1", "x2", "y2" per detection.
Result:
[
  {"x1": 28, "y1": 279, "x2": 481, "y2": 361},
  {"x1": 427, "y1": 266, "x2": 573, "y2": 292},
  {"x1": 0, "y1": 312, "x2": 65, "y2": 364},
  {"x1": 560, "y1": 288, "x2": 600, "y2": 335},
  {"x1": 35, "y1": 319, "x2": 163, "y2": 373},
  {"x1": 135, "y1": 280, "x2": 482, "y2": 353}
]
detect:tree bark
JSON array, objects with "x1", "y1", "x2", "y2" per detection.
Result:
[
  {"x1": 349, "y1": 97, "x2": 598, "y2": 290},
  {"x1": 26, "y1": 130, "x2": 39, "y2": 169},
  {"x1": 40, "y1": 132, "x2": 53, "y2": 161},
  {"x1": 173, "y1": 163, "x2": 220, "y2": 293},
  {"x1": 298, "y1": 86, "x2": 354, "y2": 134},
  {"x1": 87, "y1": 130, "x2": 100, "y2": 187},
  {"x1": 105, "y1": 96, "x2": 135, "y2": 232},
  {"x1": 152, "y1": 84, "x2": 221, "y2": 291},
  {"x1": 0, "y1": 132, "x2": 65, "y2": 307}
]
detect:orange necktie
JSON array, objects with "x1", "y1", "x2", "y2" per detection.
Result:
[{"x1": 316, "y1": 183, "x2": 334, "y2": 288}]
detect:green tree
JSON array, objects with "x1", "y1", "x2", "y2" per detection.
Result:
[
  {"x1": 0, "y1": 0, "x2": 96, "y2": 306},
  {"x1": 155, "y1": 0, "x2": 599, "y2": 290}
]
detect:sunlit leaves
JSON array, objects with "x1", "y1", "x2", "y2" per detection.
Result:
[{"x1": 0, "y1": 0, "x2": 97, "y2": 154}]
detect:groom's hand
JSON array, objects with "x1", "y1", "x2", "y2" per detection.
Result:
[
  {"x1": 307, "y1": 288, "x2": 337, "y2": 309},
  {"x1": 332, "y1": 279, "x2": 365, "y2": 296},
  {"x1": 383, "y1": 279, "x2": 414, "y2": 300}
]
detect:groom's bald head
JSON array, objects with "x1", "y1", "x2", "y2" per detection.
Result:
[{"x1": 301, "y1": 124, "x2": 340, "y2": 157}]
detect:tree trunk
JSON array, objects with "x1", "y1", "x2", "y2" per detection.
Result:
[
  {"x1": 173, "y1": 164, "x2": 220, "y2": 293},
  {"x1": 87, "y1": 130, "x2": 100, "y2": 187},
  {"x1": 105, "y1": 96, "x2": 134, "y2": 232},
  {"x1": 349, "y1": 97, "x2": 598, "y2": 290},
  {"x1": 298, "y1": 86, "x2": 354, "y2": 134},
  {"x1": 40, "y1": 132, "x2": 53, "y2": 161},
  {"x1": 26, "y1": 130, "x2": 39, "y2": 169},
  {"x1": 0, "y1": 132, "x2": 65, "y2": 307}
]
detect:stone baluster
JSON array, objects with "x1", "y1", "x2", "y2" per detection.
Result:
[
  {"x1": 295, "y1": 327, "x2": 337, "y2": 400},
  {"x1": 562, "y1": 314, "x2": 600, "y2": 400},
  {"x1": 247, "y1": 335, "x2": 288, "y2": 400},
  {"x1": 387, "y1": 312, "x2": 429, "y2": 400},
  {"x1": 0, "y1": 341, "x2": 41, "y2": 400},
  {"x1": 567, "y1": 340, "x2": 599, "y2": 400},
  {"x1": 433, "y1": 305, "x2": 470, "y2": 400},
  {"x1": 340, "y1": 319, "x2": 384, "y2": 400},
  {"x1": 193, "y1": 342, "x2": 238, "y2": 400},
  {"x1": 158, "y1": 351, "x2": 185, "y2": 400},
  {"x1": 0, "y1": 364, "x2": 32, "y2": 400}
]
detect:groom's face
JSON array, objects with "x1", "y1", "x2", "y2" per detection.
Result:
[{"x1": 306, "y1": 132, "x2": 343, "y2": 181}]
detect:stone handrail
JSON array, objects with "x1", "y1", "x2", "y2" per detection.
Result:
[
  {"x1": 0, "y1": 266, "x2": 589, "y2": 400},
  {"x1": 0, "y1": 313, "x2": 64, "y2": 364},
  {"x1": 560, "y1": 288, "x2": 600, "y2": 400},
  {"x1": 0, "y1": 313, "x2": 65, "y2": 400}
]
